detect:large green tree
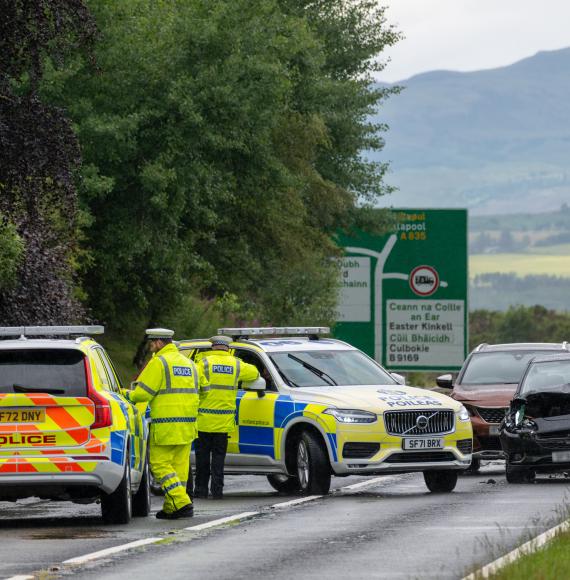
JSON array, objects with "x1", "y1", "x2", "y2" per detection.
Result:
[{"x1": 47, "y1": 0, "x2": 400, "y2": 328}]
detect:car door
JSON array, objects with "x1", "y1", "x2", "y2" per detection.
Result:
[
  {"x1": 93, "y1": 348, "x2": 145, "y2": 476},
  {"x1": 230, "y1": 348, "x2": 281, "y2": 467}
]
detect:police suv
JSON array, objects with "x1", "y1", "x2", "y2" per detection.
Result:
[
  {"x1": 0, "y1": 326, "x2": 150, "y2": 524},
  {"x1": 179, "y1": 327, "x2": 473, "y2": 494}
]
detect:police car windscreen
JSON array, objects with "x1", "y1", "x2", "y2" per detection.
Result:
[
  {"x1": 0, "y1": 349, "x2": 87, "y2": 395},
  {"x1": 270, "y1": 350, "x2": 396, "y2": 388},
  {"x1": 460, "y1": 351, "x2": 560, "y2": 386}
]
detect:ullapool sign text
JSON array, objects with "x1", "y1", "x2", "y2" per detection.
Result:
[{"x1": 335, "y1": 209, "x2": 468, "y2": 372}]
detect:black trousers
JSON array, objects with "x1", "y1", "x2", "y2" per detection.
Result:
[{"x1": 194, "y1": 431, "x2": 229, "y2": 497}]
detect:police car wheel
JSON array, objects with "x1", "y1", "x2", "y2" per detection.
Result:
[
  {"x1": 296, "y1": 431, "x2": 331, "y2": 495},
  {"x1": 132, "y1": 455, "x2": 151, "y2": 517},
  {"x1": 101, "y1": 459, "x2": 133, "y2": 524},
  {"x1": 423, "y1": 469, "x2": 458, "y2": 493},
  {"x1": 266, "y1": 474, "x2": 301, "y2": 494}
]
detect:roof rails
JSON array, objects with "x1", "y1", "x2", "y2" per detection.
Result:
[
  {"x1": 0, "y1": 326, "x2": 104, "y2": 339},
  {"x1": 474, "y1": 343, "x2": 488, "y2": 352},
  {"x1": 218, "y1": 327, "x2": 330, "y2": 341}
]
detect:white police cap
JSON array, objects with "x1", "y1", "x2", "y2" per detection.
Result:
[{"x1": 146, "y1": 328, "x2": 175, "y2": 340}]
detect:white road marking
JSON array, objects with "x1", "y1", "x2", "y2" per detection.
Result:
[
  {"x1": 184, "y1": 511, "x2": 259, "y2": 531},
  {"x1": 63, "y1": 538, "x2": 162, "y2": 564},
  {"x1": 462, "y1": 519, "x2": 570, "y2": 579},
  {"x1": 5, "y1": 576, "x2": 35, "y2": 580},
  {"x1": 270, "y1": 495, "x2": 322, "y2": 508},
  {"x1": 339, "y1": 475, "x2": 402, "y2": 491}
]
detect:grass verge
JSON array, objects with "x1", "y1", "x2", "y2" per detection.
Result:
[{"x1": 488, "y1": 528, "x2": 570, "y2": 580}]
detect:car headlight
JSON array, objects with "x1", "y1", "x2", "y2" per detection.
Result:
[
  {"x1": 323, "y1": 408, "x2": 377, "y2": 424},
  {"x1": 457, "y1": 405, "x2": 470, "y2": 421}
]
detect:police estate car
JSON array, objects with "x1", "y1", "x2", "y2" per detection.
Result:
[
  {"x1": 179, "y1": 327, "x2": 473, "y2": 494},
  {"x1": 0, "y1": 326, "x2": 150, "y2": 524}
]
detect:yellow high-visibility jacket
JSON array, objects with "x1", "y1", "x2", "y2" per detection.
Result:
[
  {"x1": 129, "y1": 343, "x2": 208, "y2": 445},
  {"x1": 197, "y1": 350, "x2": 259, "y2": 433}
]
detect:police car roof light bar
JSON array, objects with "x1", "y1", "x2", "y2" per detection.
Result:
[
  {"x1": 0, "y1": 325, "x2": 104, "y2": 338},
  {"x1": 218, "y1": 327, "x2": 330, "y2": 339}
]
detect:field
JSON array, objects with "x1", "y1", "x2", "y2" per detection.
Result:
[{"x1": 470, "y1": 253, "x2": 570, "y2": 279}]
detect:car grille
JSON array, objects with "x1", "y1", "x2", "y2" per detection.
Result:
[
  {"x1": 386, "y1": 452, "x2": 456, "y2": 464},
  {"x1": 343, "y1": 442, "x2": 380, "y2": 459},
  {"x1": 535, "y1": 436, "x2": 570, "y2": 450},
  {"x1": 384, "y1": 409, "x2": 455, "y2": 436},
  {"x1": 457, "y1": 439, "x2": 473, "y2": 455},
  {"x1": 476, "y1": 407, "x2": 507, "y2": 424}
]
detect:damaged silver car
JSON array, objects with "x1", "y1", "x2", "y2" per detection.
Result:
[{"x1": 500, "y1": 353, "x2": 570, "y2": 483}]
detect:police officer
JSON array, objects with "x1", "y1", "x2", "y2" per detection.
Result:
[
  {"x1": 194, "y1": 335, "x2": 259, "y2": 499},
  {"x1": 127, "y1": 328, "x2": 207, "y2": 519}
]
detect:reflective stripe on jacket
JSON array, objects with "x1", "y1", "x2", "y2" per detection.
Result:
[
  {"x1": 197, "y1": 350, "x2": 259, "y2": 433},
  {"x1": 129, "y1": 343, "x2": 207, "y2": 445}
]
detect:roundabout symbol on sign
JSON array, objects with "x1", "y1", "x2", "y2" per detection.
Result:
[{"x1": 410, "y1": 265, "x2": 439, "y2": 296}]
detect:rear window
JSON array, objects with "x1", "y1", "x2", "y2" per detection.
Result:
[{"x1": 0, "y1": 349, "x2": 87, "y2": 396}]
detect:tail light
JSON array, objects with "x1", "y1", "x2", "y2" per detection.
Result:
[{"x1": 84, "y1": 357, "x2": 112, "y2": 429}]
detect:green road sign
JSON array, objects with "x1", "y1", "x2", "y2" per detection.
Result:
[{"x1": 334, "y1": 209, "x2": 468, "y2": 372}]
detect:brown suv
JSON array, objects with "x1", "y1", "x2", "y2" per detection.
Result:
[{"x1": 436, "y1": 343, "x2": 570, "y2": 471}]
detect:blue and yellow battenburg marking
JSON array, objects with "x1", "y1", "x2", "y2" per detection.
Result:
[{"x1": 230, "y1": 393, "x2": 338, "y2": 461}]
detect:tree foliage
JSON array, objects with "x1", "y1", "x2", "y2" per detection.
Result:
[
  {"x1": 42, "y1": 0, "x2": 400, "y2": 329},
  {"x1": 0, "y1": 0, "x2": 96, "y2": 324},
  {"x1": 470, "y1": 306, "x2": 570, "y2": 349}
]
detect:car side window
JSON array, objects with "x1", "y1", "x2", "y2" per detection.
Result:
[
  {"x1": 98, "y1": 349, "x2": 123, "y2": 392},
  {"x1": 92, "y1": 348, "x2": 119, "y2": 393},
  {"x1": 90, "y1": 349, "x2": 110, "y2": 390},
  {"x1": 234, "y1": 349, "x2": 278, "y2": 392}
]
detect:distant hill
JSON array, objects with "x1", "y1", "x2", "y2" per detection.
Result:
[{"x1": 373, "y1": 48, "x2": 570, "y2": 215}]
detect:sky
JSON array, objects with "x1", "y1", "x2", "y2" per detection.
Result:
[{"x1": 378, "y1": 0, "x2": 570, "y2": 82}]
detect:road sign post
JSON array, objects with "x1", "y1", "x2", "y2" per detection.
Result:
[{"x1": 335, "y1": 209, "x2": 468, "y2": 372}]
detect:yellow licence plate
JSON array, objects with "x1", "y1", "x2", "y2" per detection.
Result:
[{"x1": 0, "y1": 409, "x2": 46, "y2": 423}]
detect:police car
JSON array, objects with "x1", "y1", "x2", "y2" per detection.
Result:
[
  {"x1": 0, "y1": 326, "x2": 150, "y2": 523},
  {"x1": 179, "y1": 327, "x2": 473, "y2": 494}
]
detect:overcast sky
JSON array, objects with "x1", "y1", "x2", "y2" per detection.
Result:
[{"x1": 378, "y1": 0, "x2": 570, "y2": 82}]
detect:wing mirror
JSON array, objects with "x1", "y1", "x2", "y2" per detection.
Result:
[
  {"x1": 243, "y1": 376, "x2": 266, "y2": 398},
  {"x1": 391, "y1": 373, "x2": 406, "y2": 385},
  {"x1": 436, "y1": 374, "x2": 454, "y2": 389}
]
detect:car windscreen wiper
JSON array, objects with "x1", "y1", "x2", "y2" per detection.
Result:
[
  {"x1": 287, "y1": 354, "x2": 337, "y2": 386},
  {"x1": 12, "y1": 384, "x2": 66, "y2": 395}
]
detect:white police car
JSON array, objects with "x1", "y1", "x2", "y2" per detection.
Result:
[{"x1": 179, "y1": 327, "x2": 472, "y2": 494}]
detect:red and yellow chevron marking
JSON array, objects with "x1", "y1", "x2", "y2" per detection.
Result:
[
  {"x1": 0, "y1": 456, "x2": 98, "y2": 474},
  {"x1": 0, "y1": 394, "x2": 95, "y2": 449}
]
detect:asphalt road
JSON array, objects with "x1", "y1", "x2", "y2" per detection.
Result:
[{"x1": 2, "y1": 464, "x2": 570, "y2": 580}]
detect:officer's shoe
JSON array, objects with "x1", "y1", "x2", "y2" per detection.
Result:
[
  {"x1": 171, "y1": 504, "x2": 194, "y2": 519},
  {"x1": 211, "y1": 494, "x2": 223, "y2": 500},
  {"x1": 194, "y1": 491, "x2": 208, "y2": 499},
  {"x1": 155, "y1": 504, "x2": 194, "y2": 519}
]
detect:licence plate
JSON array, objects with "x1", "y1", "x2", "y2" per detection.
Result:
[
  {"x1": 489, "y1": 425, "x2": 500, "y2": 436},
  {"x1": 402, "y1": 438, "x2": 444, "y2": 450},
  {"x1": 0, "y1": 409, "x2": 45, "y2": 423},
  {"x1": 553, "y1": 451, "x2": 570, "y2": 463}
]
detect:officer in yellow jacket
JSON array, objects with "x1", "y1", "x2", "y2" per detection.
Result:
[
  {"x1": 194, "y1": 335, "x2": 259, "y2": 499},
  {"x1": 127, "y1": 328, "x2": 207, "y2": 519}
]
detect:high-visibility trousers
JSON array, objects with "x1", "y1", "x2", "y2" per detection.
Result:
[{"x1": 150, "y1": 442, "x2": 192, "y2": 513}]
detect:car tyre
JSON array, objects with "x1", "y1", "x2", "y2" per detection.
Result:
[
  {"x1": 505, "y1": 462, "x2": 535, "y2": 484},
  {"x1": 423, "y1": 470, "x2": 458, "y2": 493},
  {"x1": 267, "y1": 474, "x2": 301, "y2": 494},
  {"x1": 132, "y1": 454, "x2": 151, "y2": 517},
  {"x1": 296, "y1": 431, "x2": 331, "y2": 495},
  {"x1": 465, "y1": 457, "x2": 481, "y2": 474},
  {"x1": 101, "y1": 459, "x2": 133, "y2": 524}
]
